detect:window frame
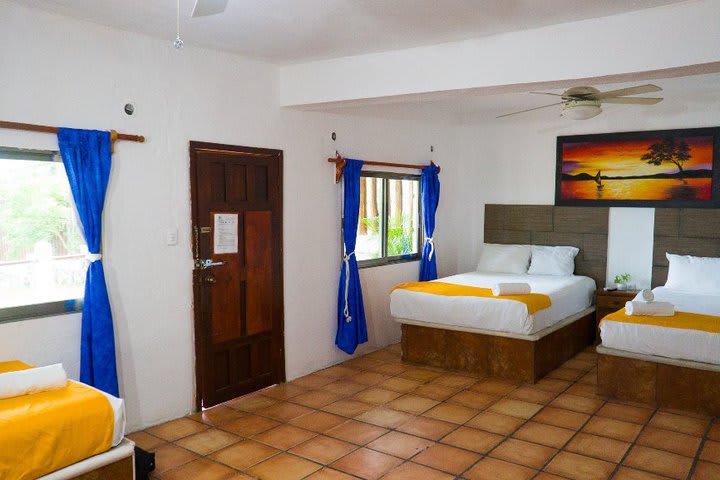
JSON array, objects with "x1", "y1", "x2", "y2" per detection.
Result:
[
  {"x1": 0, "y1": 146, "x2": 85, "y2": 324},
  {"x1": 354, "y1": 170, "x2": 423, "y2": 269}
]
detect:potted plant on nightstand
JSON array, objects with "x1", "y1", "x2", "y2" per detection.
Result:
[{"x1": 612, "y1": 273, "x2": 632, "y2": 291}]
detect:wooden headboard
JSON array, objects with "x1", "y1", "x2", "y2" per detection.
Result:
[
  {"x1": 652, "y1": 208, "x2": 720, "y2": 287},
  {"x1": 484, "y1": 204, "x2": 609, "y2": 287}
]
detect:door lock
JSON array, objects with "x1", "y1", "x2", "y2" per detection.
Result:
[
  {"x1": 194, "y1": 259, "x2": 226, "y2": 270},
  {"x1": 204, "y1": 274, "x2": 216, "y2": 284}
]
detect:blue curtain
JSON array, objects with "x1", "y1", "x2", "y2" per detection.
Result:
[
  {"x1": 58, "y1": 128, "x2": 119, "y2": 397},
  {"x1": 336, "y1": 159, "x2": 368, "y2": 354},
  {"x1": 419, "y1": 165, "x2": 440, "y2": 281}
]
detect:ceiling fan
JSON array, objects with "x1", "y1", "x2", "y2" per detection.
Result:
[
  {"x1": 191, "y1": 0, "x2": 229, "y2": 17},
  {"x1": 173, "y1": 0, "x2": 229, "y2": 49},
  {"x1": 497, "y1": 84, "x2": 663, "y2": 120}
]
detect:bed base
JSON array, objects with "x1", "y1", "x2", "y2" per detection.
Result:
[
  {"x1": 597, "y1": 346, "x2": 720, "y2": 416},
  {"x1": 401, "y1": 311, "x2": 595, "y2": 383},
  {"x1": 40, "y1": 438, "x2": 135, "y2": 480},
  {"x1": 67, "y1": 457, "x2": 133, "y2": 480}
]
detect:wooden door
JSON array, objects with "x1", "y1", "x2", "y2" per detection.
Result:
[{"x1": 190, "y1": 141, "x2": 284, "y2": 409}]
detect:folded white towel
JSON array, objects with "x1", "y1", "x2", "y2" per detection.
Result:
[
  {"x1": 638, "y1": 289, "x2": 655, "y2": 302},
  {"x1": 0, "y1": 364, "x2": 68, "y2": 399},
  {"x1": 625, "y1": 300, "x2": 674, "y2": 317},
  {"x1": 492, "y1": 282, "x2": 531, "y2": 296}
]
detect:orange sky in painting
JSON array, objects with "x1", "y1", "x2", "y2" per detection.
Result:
[{"x1": 562, "y1": 136, "x2": 713, "y2": 177}]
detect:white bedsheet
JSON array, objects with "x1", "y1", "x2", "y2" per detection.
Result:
[
  {"x1": 600, "y1": 287, "x2": 720, "y2": 365},
  {"x1": 390, "y1": 272, "x2": 596, "y2": 335},
  {"x1": 88, "y1": 384, "x2": 126, "y2": 447}
]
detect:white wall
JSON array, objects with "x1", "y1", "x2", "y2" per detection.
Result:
[
  {"x1": 0, "y1": 1, "x2": 457, "y2": 432},
  {"x1": 607, "y1": 208, "x2": 655, "y2": 290},
  {"x1": 0, "y1": 313, "x2": 82, "y2": 379},
  {"x1": 447, "y1": 98, "x2": 720, "y2": 286}
]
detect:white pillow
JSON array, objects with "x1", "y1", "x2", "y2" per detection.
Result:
[
  {"x1": 476, "y1": 243, "x2": 531, "y2": 274},
  {"x1": 665, "y1": 253, "x2": 720, "y2": 294},
  {"x1": 528, "y1": 245, "x2": 579, "y2": 276},
  {"x1": 0, "y1": 364, "x2": 67, "y2": 399}
]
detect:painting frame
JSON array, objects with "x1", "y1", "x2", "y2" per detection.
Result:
[{"x1": 555, "y1": 127, "x2": 720, "y2": 208}]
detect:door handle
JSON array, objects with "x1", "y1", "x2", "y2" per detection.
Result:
[{"x1": 195, "y1": 259, "x2": 226, "y2": 270}]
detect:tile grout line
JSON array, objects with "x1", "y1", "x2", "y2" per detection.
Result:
[
  {"x1": 146, "y1": 345, "x2": 715, "y2": 480},
  {"x1": 604, "y1": 404, "x2": 661, "y2": 480},
  {"x1": 313, "y1": 357, "x2": 481, "y2": 478},
  {"x1": 291, "y1": 357, "x2": 572, "y2": 477},
  {"x1": 150, "y1": 350, "x2": 403, "y2": 478},
  {"x1": 454, "y1": 363, "x2": 594, "y2": 479},
  {"x1": 245, "y1": 356, "x2": 473, "y2": 477},
  {"x1": 160, "y1": 349, "x2": 570, "y2": 479},
  {"x1": 157, "y1": 348, "x2": 584, "y2": 479},
  {"x1": 530, "y1": 402, "x2": 607, "y2": 480},
  {"x1": 525, "y1": 367, "x2": 605, "y2": 480},
  {"x1": 686, "y1": 417, "x2": 716, "y2": 480}
]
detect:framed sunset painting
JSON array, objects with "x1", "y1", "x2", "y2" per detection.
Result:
[{"x1": 556, "y1": 127, "x2": 720, "y2": 207}]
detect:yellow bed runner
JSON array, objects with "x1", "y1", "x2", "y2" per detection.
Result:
[
  {"x1": 601, "y1": 309, "x2": 720, "y2": 333},
  {"x1": 0, "y1": 361, "x2": 114, "y2": 480},
  {"x1": 391, "y1": 282, "x2": 552, "y2": 314}
]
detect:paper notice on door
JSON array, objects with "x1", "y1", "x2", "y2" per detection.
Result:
[{"x1": 213, "y1": 213, "x2": 238, "y2": 254}]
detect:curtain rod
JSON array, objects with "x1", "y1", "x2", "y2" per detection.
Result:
[
  {"x1": 328, "y1": 153, "x2": 439, "y2": 183},
  {"x1": 0, "y1": 120, "x2": 145, "y2": 143}
]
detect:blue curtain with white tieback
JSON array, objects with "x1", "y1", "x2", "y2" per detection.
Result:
[
  {"x1": 336, "y1": 159, "x2": 368, "y2": 354},
  {"x1": 58, "y1": 128, "x2": 119, "y2": 397},
  {"x1": 419, "y1": 164, "x2": 440, "y2": 281}
]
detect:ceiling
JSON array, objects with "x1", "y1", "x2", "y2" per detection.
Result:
[
  {"x1": 313, "y1": 72, "x2": 720, "y2": 123},
  {"x1": 18, "y1": 0, "x2": 685, "y2": 64}
]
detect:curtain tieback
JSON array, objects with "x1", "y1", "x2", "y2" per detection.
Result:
[
  {"x1": 343, "y1": 251, "x2": 355, "y2": 323},
  {"x1": 86, "y1": 253, "x2": 102, "y2": 262},
  {"x1": 425, "y1": 237, "x2": 435, "y2": 261}
]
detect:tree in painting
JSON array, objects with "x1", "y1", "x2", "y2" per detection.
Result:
[{"x1": 641, "y1": 138, "x2": 691, "y2": 176}]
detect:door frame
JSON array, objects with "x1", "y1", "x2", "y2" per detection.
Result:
[{"x1": 189, "y1": 140, "x2": 285, "y2": 410}]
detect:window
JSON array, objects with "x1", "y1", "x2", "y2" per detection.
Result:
[
  {"x1": 0, "y1": 147, "x2": 85, "y2": 322},
  {"x1": 355, "y1": 172, "x2": 422, "y2": 267}
]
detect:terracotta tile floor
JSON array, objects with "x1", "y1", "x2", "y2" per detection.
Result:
[{"x1": 128, "y1": 344, "x2": 719, "y2": 479}]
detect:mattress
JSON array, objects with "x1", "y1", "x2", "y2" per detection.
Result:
[
  {"x1": 391, "y1": 272, "x2": 596, "y2": 335},
  {"x1": 600, "y1": 287, "x2": 720, "y2": 365},
  {"x1": 96, "y1": 386, "x2": 126, "y2": 447},
  {"x1": 0, "y1": 361, "x2": 126, "y2": 479}
]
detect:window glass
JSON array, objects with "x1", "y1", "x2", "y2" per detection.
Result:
[
  {"x1": 353, "y1": 172, "x2": 422, "y2": 267},
  {"x1": 356, "y1": 176, "x2": 383, "y2": 261},
  {"x1": 0, "y1": 153, "x2": 87, "y2": 310},
  {"x1": 387, "y1": 178, "x2": 420, "y2": 257}
]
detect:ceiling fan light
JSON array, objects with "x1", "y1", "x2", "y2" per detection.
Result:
[{"x1": 561, "y1": 101, "x2": 602, "y2": 120}]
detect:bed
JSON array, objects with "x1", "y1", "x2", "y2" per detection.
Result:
[
  {"x1": 391, "y1": 204, "x2": 607, "y2": 383},
  {"x1": 0, "y1": 361, "x2": 133, "y2": 480},
  {"x1": 597, "y1": 287, "x2": 720, "y2": 416},
  {"x1": 600, "y1": 287, "x2": 720, "y2": 365},
  {"x1": 392, "y1": 272, "x2": 595, "y2": 336},
  {"x1": 392, "y1": 271, "x2": 596, "y2": 383},
  {"x1": 597, "y1": 207, "x2": 720, "y2": 416}
]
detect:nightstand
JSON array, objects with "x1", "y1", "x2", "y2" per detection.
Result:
[{"x1": 595, "y1": 289, "x2": 639, "y2": 344}]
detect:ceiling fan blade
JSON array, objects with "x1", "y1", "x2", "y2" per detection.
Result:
[
  {"x1": 601, "y1": 97, "x2": 664, "y2": 105},
  {"x1": 529, "y1": 92, "x2": 564, "y2": 97},
  {"x1": 592, "y1": 84, "x2": 662, "y2": 99},
  {"x1": 191, "y1": 0, "x2": 229, "y2": 17},
  {"x1": 497, "y1": 102, "x2": 565, "y2": 119}
]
